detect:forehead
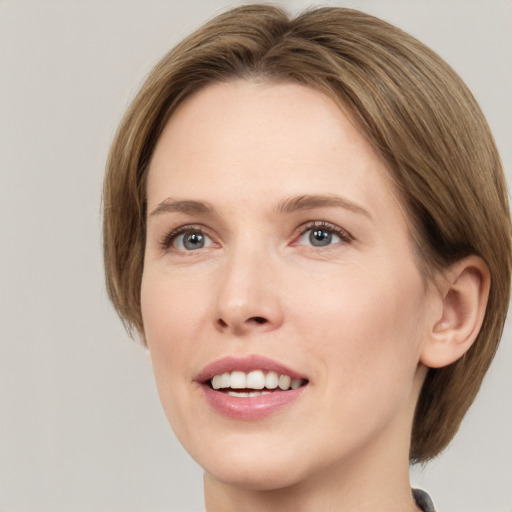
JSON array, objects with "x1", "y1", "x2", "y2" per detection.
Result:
[{"x1": 147, "y1": 80, "x2": 402, "y2": 219}]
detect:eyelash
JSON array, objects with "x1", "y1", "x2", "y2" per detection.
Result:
[
  {"x1": 295, "y1": 221, "x2": 353, "y2": 245},
  {"x1": 159, "y1": 224, "x2": 210, "y2": 251},
  {"x1": 158, "y1": 221, "x2": 353, "y2": 252}
]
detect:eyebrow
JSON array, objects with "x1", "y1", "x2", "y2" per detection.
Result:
[
  {"x1": 275, "y1": 194, "x2": 372, "y2": 219},
  {"x1": 149, "y1": 194, "x2": 371, "y2": 219},
  {"x1": 149, "y1": 198, "x2": 214, "y2": 217}
]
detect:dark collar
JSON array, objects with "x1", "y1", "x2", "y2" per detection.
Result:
[{"x1": 413, "y1": 488, "x2": 436, "y2": 512}]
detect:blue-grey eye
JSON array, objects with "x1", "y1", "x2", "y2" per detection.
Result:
[
  {"x1": 175, "y1": 231, "x2": 213, "y2": 250},
  {"x1": 310, "y1": 229, "x2": 332, "y2": 246},
  {"x1": 298, "y1": 228, "x2": 342, "y2": 247}
]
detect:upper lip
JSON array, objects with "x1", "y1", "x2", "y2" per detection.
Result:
[{"x1": 195, "y1": 355, "x2": 307, "y2": 383}]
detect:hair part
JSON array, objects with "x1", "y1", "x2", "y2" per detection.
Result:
[{"x1": 103, "y1": 4, "x2": 511, "y2": 462}]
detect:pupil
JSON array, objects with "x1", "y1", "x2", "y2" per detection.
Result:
[
  {"x1": 184, "y1": 232, "x2": 204, "y2": 250},
  {"x1": 310, "y1": 229, "x2": 332, "y2": 246}
]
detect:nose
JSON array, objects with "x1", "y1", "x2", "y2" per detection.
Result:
[{"x1": 213, "y1": 243, "x2": 284, "y2": 336}]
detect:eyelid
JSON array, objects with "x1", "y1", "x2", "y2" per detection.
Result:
[
  {"x1": 159, "y1": 223, "x2": 216, "y2": 252},
  {"x1": 293, "y1": 220, "x2": 354, "y2": 245}
]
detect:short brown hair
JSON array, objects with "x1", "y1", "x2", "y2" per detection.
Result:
[{"x1": 103, "y1": 5, "x2": 511, "y2": 462}]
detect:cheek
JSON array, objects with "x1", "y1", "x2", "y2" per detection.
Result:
[
  {"x1": 142, "y1": 269, "x2": 208, "y2": 341},
  {"x1": 296, "y1": 262, "x2": 427, "y2": 388},
  {"x1": 140, "y1": 273, "x2": 207, "y2": 391},
  {"x1": 140, "y1": 273, "x2": 209, "y2": 441},
  {"x1": 294, "y1": 270, "x2": 427, "y2": 448}
]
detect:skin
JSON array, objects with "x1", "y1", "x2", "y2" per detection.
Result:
[{"x1": 141, "y1": 80, "x2": 444, "y2": 511}]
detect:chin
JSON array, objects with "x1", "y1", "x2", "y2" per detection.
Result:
[
  {"x1": 182, "y1": 429, "x2": 314, "y2": 491},
  {"x1": 203, "y1": 454, "x2": 310, "y2": 492}
]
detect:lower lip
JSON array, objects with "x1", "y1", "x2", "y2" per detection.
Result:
[{"x1": 201, "y1": 385, "x2": 306, "y2": 420}]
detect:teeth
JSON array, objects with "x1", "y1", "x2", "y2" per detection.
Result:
[
  {"x1": 291, "y1": 378, "x2": 302, "y2": 390},
  {"x1": 211, "y1": 374, "x2": 222, "y2": 390},
  {"x1": 220, "y1": 372, "x2": 230, "y2": 388},
  {"x1": 230, "y1": 371, "x2": 246, "y2": 389},
  {"x1": 227, "y1": 390, "x2": 272, "y2": 397},
  {"x1": 212, "y1": 372, "x2": 232, "y2": 390},
  {"x1": 278, "y1": 375, "x2": 291, "y2": 390},
  {"x1": 210, "y1": 370, "x2": 305, "y2": 392},
  {"x1": 228, "y1": 391, "x2": 249, "y2": 397},
  {"x1": 246, "y1": 370, "x2": 265, "y2": 389},
  {"x1": 265, "y1": 371, "x2": 278, "y2": 389},
  {"x1": 249, "y1": 391, "x2": 271, "y2": 397}
]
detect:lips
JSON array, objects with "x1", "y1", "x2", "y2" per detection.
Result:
[{"x1": 196, "y1": 355, "x2": 309, "y2": 420}]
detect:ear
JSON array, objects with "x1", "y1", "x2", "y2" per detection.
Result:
[{"x1": 420, "y1": 256, "x2": 490, "y2": 369}]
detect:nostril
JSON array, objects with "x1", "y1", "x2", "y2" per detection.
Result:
[
  {"x1": 250, "y1": 316, "x2": 267, "y2": 324},
  {"x1": 215, "y1": 316, "x2": 269, "y2": 330}
]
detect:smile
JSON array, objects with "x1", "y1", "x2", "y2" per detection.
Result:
[{"x1": 197, "y1": 356, "x2": 309, "y2": 419}]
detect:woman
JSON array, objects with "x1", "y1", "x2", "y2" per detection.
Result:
[{"x1": 103, "y1": 5, "x2": 511, "y2": 511}]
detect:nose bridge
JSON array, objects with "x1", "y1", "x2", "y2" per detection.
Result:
[{"x1": 214, "y1": 232, "x2": 282, "y2": 333}]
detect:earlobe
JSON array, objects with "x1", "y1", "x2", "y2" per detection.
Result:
[{"x1": 420, "y1": 256, "x2": 490, "y2": 369}]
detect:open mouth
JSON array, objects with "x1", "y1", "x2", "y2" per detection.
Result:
[
  {"x1": 208, "y1": 370, "x2": 309, "y2": 397},
  {"x1": 198, "y1": 357, "x2": 309, "y2": 418}
]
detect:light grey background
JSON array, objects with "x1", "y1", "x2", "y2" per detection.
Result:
[{"x1": 0, "y1": 1, "x2": 510, "y2": 511}]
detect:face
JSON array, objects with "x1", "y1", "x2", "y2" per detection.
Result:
[{"x1": 142, "y1": 81, "x2": 436, "y2": 491}]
